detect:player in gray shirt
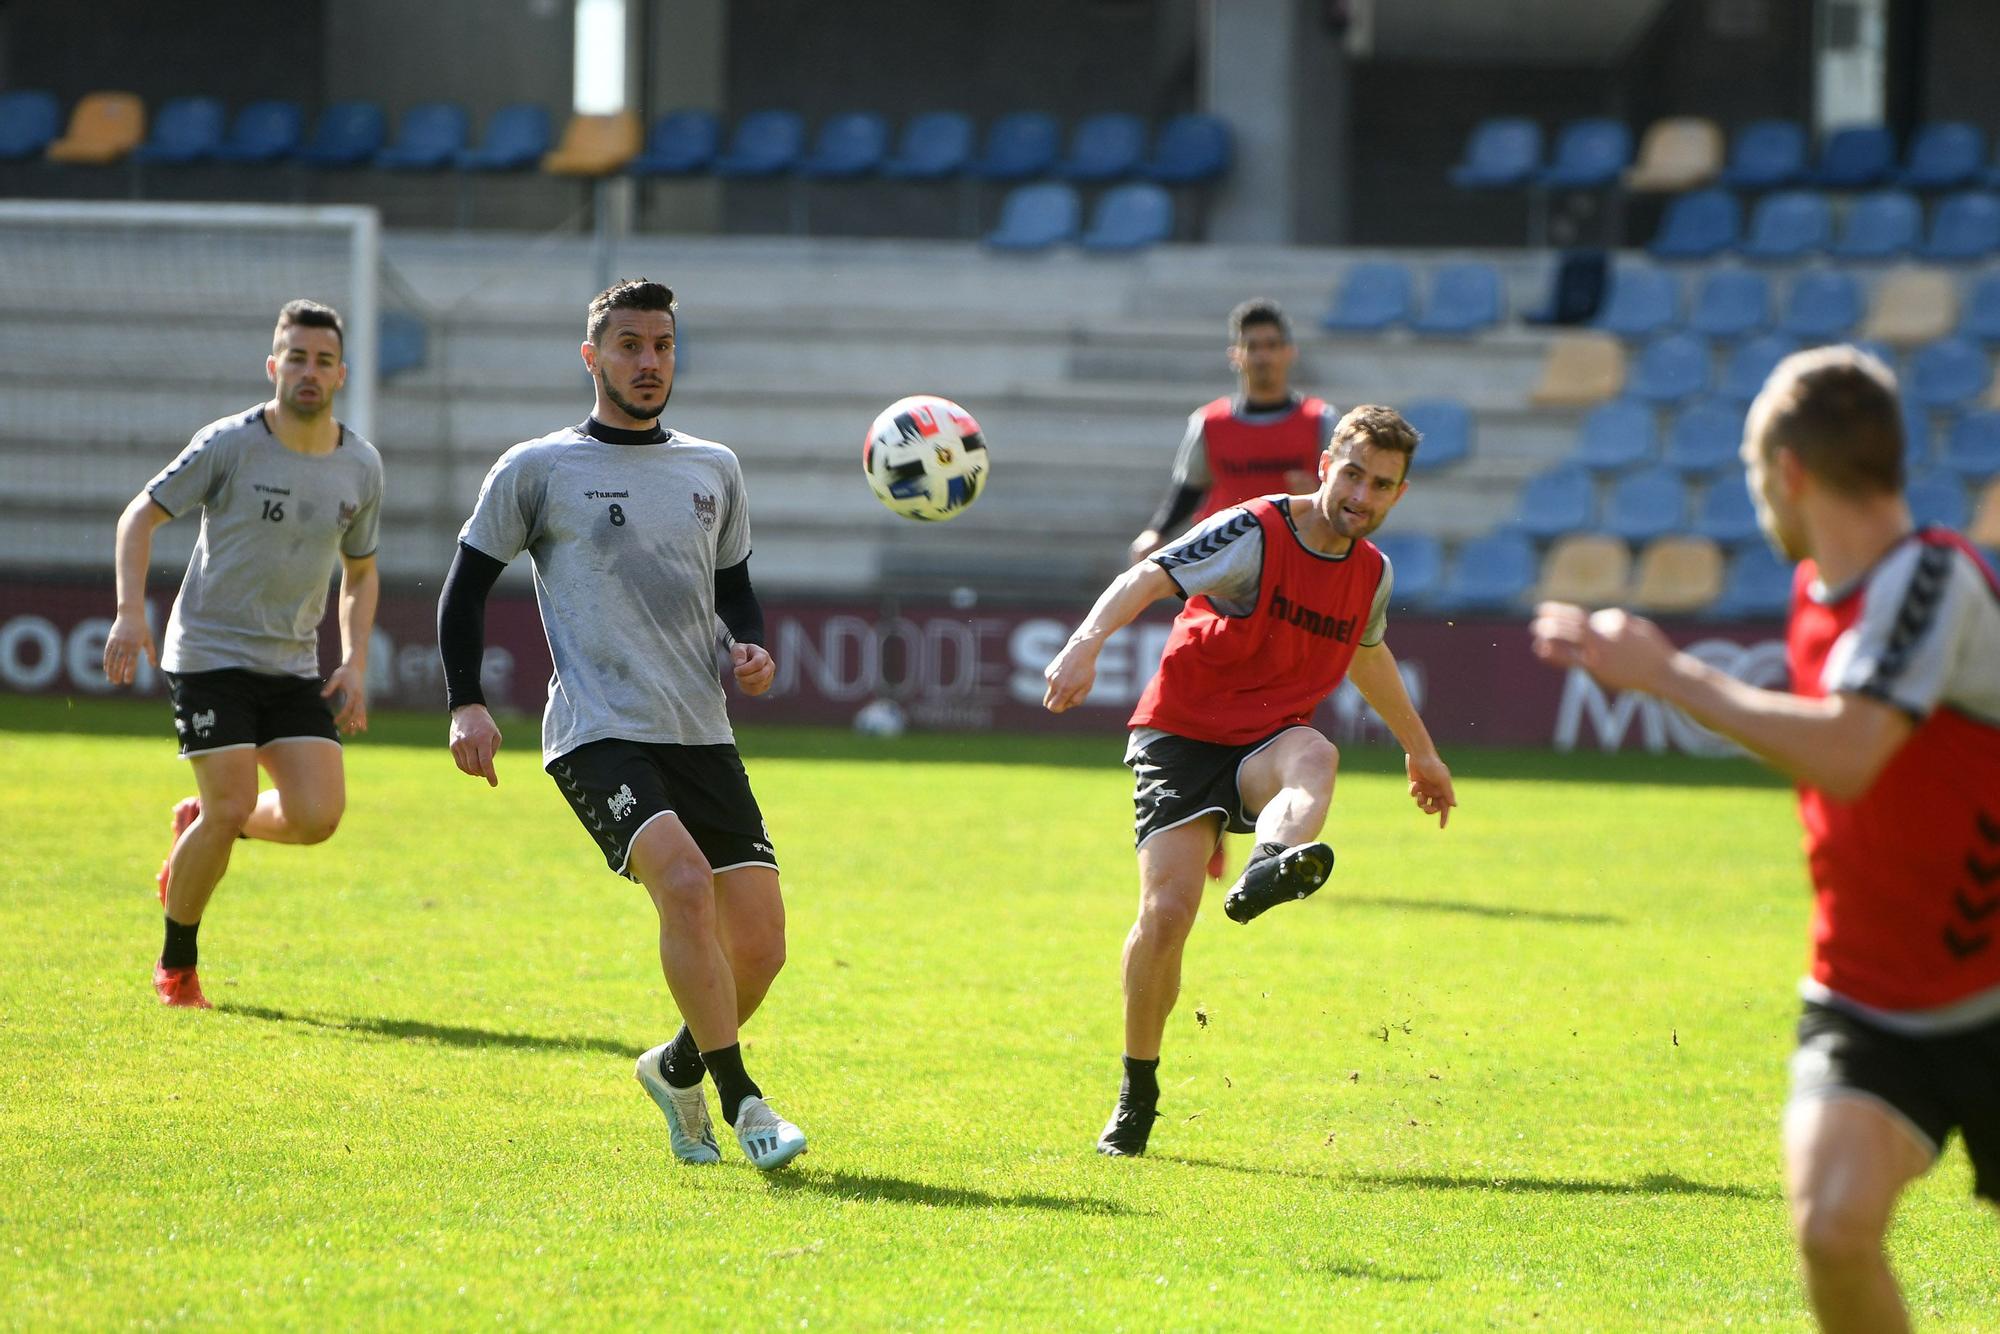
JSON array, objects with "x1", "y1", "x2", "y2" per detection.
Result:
[
  {"x1": 103, "y1": 300, "x2": 384, "y2": 1011},
  {"x1": 436, "y1": 279, "x2": 806, "y2": 1171}
]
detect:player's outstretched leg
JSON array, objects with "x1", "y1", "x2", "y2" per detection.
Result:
[
  {"x1": 1224, "y1": 840, "x2": 1336, "y2": 924},
  {"x1": 634, "y1": 1039, "x2": 722, "y2": 1165},
  {"x1": 1226, "y1": 729, "x2": 1340, "y2": 924}
]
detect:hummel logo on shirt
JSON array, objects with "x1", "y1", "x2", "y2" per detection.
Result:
[{"x1": 607, "y1": 784, "x2": 637, "y2": 820}]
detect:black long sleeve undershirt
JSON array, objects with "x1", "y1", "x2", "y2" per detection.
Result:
[
  {"x1": 1146, "y1": 481, "x2": 1206, "y2": 538},
  {"x1": 714, "y1": 556, "x2": 766, "y2": 650}
]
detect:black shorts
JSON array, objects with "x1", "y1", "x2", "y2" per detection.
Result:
[
  {"x1": 1790, "y1": 1001, "x2": 2000, "y2": 1201},
  {"x1": 1124, "y1": 725, "x2": 1310, "y2": 850},
  {"x1": 546, "y1": 738, "x2": 777, "y2": 880},
  {"x1": 165, "y1": 668, "x2": 340, "y2": 757}
]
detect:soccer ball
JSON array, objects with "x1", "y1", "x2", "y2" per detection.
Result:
[{"x1": 862, "y1": 394, "x2": 990, "y2": 522}]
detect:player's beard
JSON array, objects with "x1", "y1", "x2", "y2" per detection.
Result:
[
  {"x1": 280, "y1": 382, "x2": 332, "y2": 419},
  {"x1": 600, "y1": 370, "x2": 669, "y2": 422}
]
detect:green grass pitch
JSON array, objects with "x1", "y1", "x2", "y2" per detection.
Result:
[{"x1": 2, "y1": 697, "x2": 1993, "y2": 1328}]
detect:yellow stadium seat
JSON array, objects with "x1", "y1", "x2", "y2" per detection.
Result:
[
  {"x1": 1624, "y1": 117, "x2": 1724, "y2": 192},
  {"x1": 46, "y1": 91, "x2": 144, "y2": 165},
  {"x1": 1537, "y1": 533, "x2": 1631, "y2": 605},
  {"x1": 1531, "y1": 333, "x2": 1626, "y2": 406},
  {"x1": 1970, "y1": 476, "x2": 2000, "y2": 548},
  {"x1": 543, "y1": 112, "x2": 641, "y2": 177},
  {"x1": 1628, "y1": 535, "x2": 1726, "y2": 613},
  {"x1": 1861, "y1": 268, "x2": 1958, "y2": 347}
]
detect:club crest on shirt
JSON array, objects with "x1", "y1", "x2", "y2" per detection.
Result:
[
  {"x1": 691, "y1": 491, "x2": 717, "y2": 530},
  {"x1": 337, "y1": 500, "x2": 358, "y2": 530}
]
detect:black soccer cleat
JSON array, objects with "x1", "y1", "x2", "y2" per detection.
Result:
[
  {"x1": 1223, "y1": 841, "x2": 1335, "y2": 924},
  {"x1": 1096, "y1": 1100, "x2": 1160, "y2": 1157}
]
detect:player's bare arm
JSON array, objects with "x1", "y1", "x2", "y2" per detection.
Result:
[
  {"x1": 1043, "y1": 560, "x2": 1179, "y2": 712},
  {"x1": 322, "y1": 551, "x2": 379, "y2": 734},
  {"x1": 104, "y1": 491, "x2": 173, "y2": 686},
  {"x1": 1348, "y1": 640, "x2": 1456, "y2": 826}
]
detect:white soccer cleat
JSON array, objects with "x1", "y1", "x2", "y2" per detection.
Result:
[
  {"x1": 732, "y1": 1095, "x2": 808, "y2": 1171},
  {"x1": 635, "y1": 1043, "x2": 721, "y2": 1165}
]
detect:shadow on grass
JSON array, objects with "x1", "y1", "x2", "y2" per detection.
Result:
[
  {"x1": 767, "y1": 1167, "x2": 1138, "y2": 1216},
  {"x1": 225, "y1": 1004, "x2": 631, "y2": 1057},
  {"x1": 1349, "y1": 1170, "x2": 1762, "y2": 1200},
  {"x1": 1335, "y1": 895, "x2": 1624, "y2": 927},
  {"x1": 1151, "y1": 1153, "x2": 1336, "y2": 1182},
  {"x1": 1308, "y1": 1261, "x2": 1439, "y2": 1283}
]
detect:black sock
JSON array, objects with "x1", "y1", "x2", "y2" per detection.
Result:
[
  {"x1": 659, "y1": 1025, "x2": 706, "y2": 1089},
  {"x1": 1121, "y1": 1054, "x2": 1160, "y2": 1108},
  {"x1": 700, "y1": 1043, "x2": 762, "y2": 1126},
  {"x1": 1249, "y1": 840, "x2": 1287, "y2": 867},
  {"x1": 161, "y1": 915, "x2": 200, "y2": 971}
]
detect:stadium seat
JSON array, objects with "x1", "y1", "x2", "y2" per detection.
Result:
[
  {"x1": 1921, "y1": 191, "x2": 2000, "y2": 261},
  {"x1": 984, "y1": 182, "x2": 1080, "y2": 251},
  {"x1": 1572, "y1": 399, "x2": 1659, "y2": 473},
  {"x1": 1811, "y1": 125, "x2": 1896, "y2": 189},
  {"x1": 1629, "y1": 535, "x2": 1726, "y2": 613},
  {"x1": 45, "y1": 91, "x2": 144, "y2": 165},
  {"x1": 1056, "y1": 112, "x2": 1146, "y2": 183},
  {"x1": 627, "y1": 109, "x2": 720, "y2": 177},
  {"x1": 1537, "y1": 118, "x2": 1632, "y2": 189},
  {"x1": 1829, "y1": 190, "x2": 1921, "y2": 260},
  {"x1": 374, "y1": 102, "x2": 467, "y2": 170},
  {"x1": 1625, "y1": 117, "x2": 1724, "y2": 192},
  {"x1": 1898, "y1": 121, "x2": 1985, "y2": 191},
  {"x1": 456, "y1": 104, "x2": 550, "y2": 171},
  {"x1": 1710, "y1": 544, "x2": 1793, "y2": 618},
  {"x1": 1907, "y1": 337, "x2": 1992, "y2": 407},
  {"x1": 1693, "y1": 472, "x2": 1762, "y2": 545},
  {"x1": 1777, "y1": 270, "x2": 1862, "y2": 341},
  {"x1": 299, "y1": 101, "x2": 387, "y2": 168},
  {"x1": 1971, "y1": 477, "x2": 2000, "y2": 547},
  {"x1": 1411, "y1": 262, "x2": 1504, "y2": 336},
  {"x1": 1537, "y1": 534, "x2": 1631, "y2": 606},
  {"x1": 214, "y1": 99, "x2": 303, "y2": 165},
  {"x1": 1649, "y1": 189, "x2": 1740, "y2": 260},
  {"x1": 968, "y1": 111, "x2": 1059, "y2": 182},
  {"x1": 1531, "y1": 333, "x2": 1626, "y2": 406},
  {"x1": 1941, "y1": 411, "x2": 2000, "y2": 480},
  {"x1": 1371, "y1": 533, "x2": 1444, "y2": 608},
  {"x1": 1438, "y1": 532, "x2": 1537, "y2": 611},
  {"x1": 1450, "y1": 116, "x2": 1541, "y2": 189},
  {"x1": 1958, "y1": 272, "x2": 2000, "y2": 342},
  {"x1": 1512, "y1": 465, "x2": 1597, "y2": 540},
  {"x1": 1687, "y1": 269, "x2": 1770, "y2": 339},
  {"x1": 0, "y1": 90, "x2": 60, "y2": 161},
  {"x1": 1720, "y1": 119, "x2": 1806, "y2": 190},
  {"x1": 378, "y1": 311, "x2": 428, "y2": 378},
  {"x1": 543, "y1": 112, "x2": 640, "y2": 177},
  {"x1": 1720, "y1": 332, "x2": 1801, "y2": 402},
  {"x1": 1140, "y1": 113, "x2": 1231, "y2": 186},
  {"x1": 1904, "y1": 400, "x2": 1936, "y2": 470},
  {"x1": 1524, "y1": 249, "x2": 1609, "y2": 326},
  {"x1": 799, "y1": 111, "x2": 890, "y2": 180},
  {"x1": 1602, "y1": 465, "x2": 1687, "y2": 542},
  {"x1": 1662, "y1": 399, "x2": 1746, "y2": 475},
  {"x1": 1320, "y1": 261, "x2": 1413, "y2": 333},
  {"x1": 1594, "y1": 265, "x2": 1680, "y2": 338},
  {"x1": 882, "y1": 111, "x2": 974, "y2": 181},
  {"x1": 1739, "y1": 191, "x2": 1831, "y2": 260},
  {"x1": 131, "y1": 96, "x2": 224, "y2": 166},
  {"x1": 1861, "y1": 268, "x2": 1958, "y2": 346},
  {"x1": 1628, "y1": 333, "x2": 1711, "y2": 404},
  {"x1": 1399, "y1": 399, "x2": 1472, "y2": 471},
  {"x1": 1079, "y1": 183, "x2": 1173, "y2": 251},
  {"x1": 1907, "y1": 473, "x2": 1972, "y2": 529},
  {"x1": 711, "y1": 109, "x2": 803, "y2": 178}
]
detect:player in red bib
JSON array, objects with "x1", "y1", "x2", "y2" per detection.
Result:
[
  {"x1": 1047, "y1": 406, "x2": 1458, "y2": 1157},
  {"x1": 1533, "y1": 346, "x2": 2000, "y2": 1334}
]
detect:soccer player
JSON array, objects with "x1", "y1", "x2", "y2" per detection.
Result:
[
  {"x1": 1047, "y1": 405, "x2": 1458, "y2": 1157},
  {"x1": 102, "y1": 299, "x2": 384, "y2": 1010},
  {"x1": 1530, "y1": 346, "x2": 2000, "y2": 1334},
  {"x1": 1125, "y1": 299, "x2": 1337, "y2": 566},
  {"x1": 436, "y1": 279, "x2": 806, "y2": 1172}
]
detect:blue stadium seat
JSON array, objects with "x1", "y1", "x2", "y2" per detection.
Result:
[
  {"x1": 1056, "y1": 112, "x2": 1146, "y2": 183},
  {"x1": 798, "y1": 111, "x2": 889, "y2": 180},
  {"x1": 881, "y1": 111, "x2": 973, "y2": 181},
  {"x1": 375, "y1": 102, "x2": 467, "y2": 171},
  {"x1": 299, "y1": 101, "x2": 386, "y2": 168},
  {"x1": 1594, "y1": 265, "x2": 1679, "y2": 338},
  {"x1": 1649, "y1": 189, "x2": 1740, "y2": 260},
  {"x1": 1687, "y1": 269, "x2": 1770, "y2": 338},
  {"x1": 1524, "y1": 249, "x2": 1610, "y2": 326},
  {"x1": 1710, "y1": 544, "x2": 1793, "y2": 618},
  {"x1": 1720, "y1": 119, "x2": 1806, "y2": 190},
  {"x1": 1603, "y1": 466, "x2": 1687, "y2": 542},
  {"x1": 1399, "y1": 399, "x2": 1472, "y2": 472},
  {"x1": 1372, "y1": 533, "x2": 1445, "y2": 608},
  {"x1": 0, "y1": 89, "x2": 59, "y2": 160},
  {"x1": 1907, "y1": 473, "x2": 1972, "y2": 529},
  {"x1": 969, "y1": 111, "x2": 1059, "y2": 182},
  {"x1": 1628, "y1": 333, "x2": 1711, "y2": 404},
  {"x1": 1450, "y1": 116, "x2": 1542, "y2": 189},
  {"x1": 1777, "y1": 271, "x2": 1863, "y2": 341},
  {"x1": 1811, "y1": 125, "x2": 1896, "y2": 189},
  {"x1": 377, "y1": 311, "x2": 428, "y2": 379},
  {"x1": 1721, "y1": 332, "x2": 1802, "y2": 401},
  {"x1": 1941, "y1": 411, "x2": 2000, "y2": 480},
  {"x1": 1693, "y1": 473, "x2": 1762, "y2": 546},
  {"x1": 1829, "y1": 190, "x2": 1921, "y2": 260},
  {"x1": 1739, "y1": 191, "x2": 1831, "y2": 260},
  {"x1": 1921, "y1": 191, "x2": 2000, "y2": 261},
  {"x1": 1512, "y1": 465, "x2": 1597, "y2": 540},
  {"x1": 1439, "y1": 532, "x2": 1538, "y2": 611},
  {"x1": 132, "y1": 96, "x2": 224, "y2": 165},
  {"x1": 1907, "y1": 336, "x2": 1992, "y2": 407},
  {"x1": 213, "y1": 100, "x2": 303, "y2": 165},
  {"x1": 1662, "y1": 399, "x2": 1746, "y2": 476},
  {"x1": 627, "y1": 109, "x2": 720, "y2": 177},
  {"x1": 1140, "y1": 113, "x2": 1231, "y2": 185},
  {"x1": 1538, "y1": 118, "x2": 1631, "y2": 188},
  {"x1": 1320, "y1": 261, "x2": 1413, "y2": 333},
  {"x1": 984, "y1": 182, "x2": 1080, "y2": 251},
  {"x1": 1959, "y1": 272, "x2": 2000, "y2": 342},
  {"x1": 1571, "y1": 399, "x2": 1659, "y2": 473},
  {"x1": 712, "y1": 109, "x2": 804, "y2": 178},
  {"x1": 1904, "y1": 400, "x2": 1936, "y2": 470},
  {"x1": 1898, "y1": 121, "x2": 1985, "y2": 191},
  {"x1": 456, "y1": 104, "x2": 550, "y2": 171},
  {"x1": 1411, "y1": 262, "x2": 1503, "y2": 335},
  {"x1": 1079, "y1": 183, "x2": 1173, "y2": 252}
]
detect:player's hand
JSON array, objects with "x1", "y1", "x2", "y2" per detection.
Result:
[
  {"x1": 450, "y1": 704, "x2": 502, "y2": 787},
  {"x1": 1531, "y1": 602, "x2": 1675, "y2": 694},
  {"x1": 1406, "y1": 751, "x2": 1456, "y2": 828},
  {"x1": 102, "y1": 611, "x2": 155, "y2": 686},
  {"x1": 323, "y1": 663, "x2": 368, "y2": 734},
  {"x1": 1042, "y1": 639, "x2": 1100, "y2": 713},
  {"x1": 731, "y1": 642, "x2": 775, "y2": 696},
  {"x1": 1126, "y1": 531, "x2": 1161, "y2": 566}
]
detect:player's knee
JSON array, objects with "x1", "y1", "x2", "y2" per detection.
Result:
[
  {"x1": 201, "y1": 795, "x2": 256, "y2": 836},
  {"x1": 646, "y1": 858, "x2": 716, "y2": 923},
  {"x1": 293, "y1": 804, "x2": 342, "y2": 844},
  {"x1": 1792, "y1": 1195, "x2": 1885, "y2": 1272},
  {"x1": 1292, "y1": 732, "x2": 1339, "y2": 788},
  {"x1": 1138, "y1": 889, "x2": 1199, "y2": 943},
  {"x1": 739, "y1": 930, "x2": 787, "y2": 985}
]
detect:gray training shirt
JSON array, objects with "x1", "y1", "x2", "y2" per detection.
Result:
[
  {"x1": 458, "y1": 424, "x2": 751, "y2": 763},
  {"x1": 148, "y1": 407, "x2": 384, "y2": 678}
]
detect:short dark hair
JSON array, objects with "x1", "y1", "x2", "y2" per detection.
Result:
[
  {"x1": 273, "y1": 299, "x2": 343, "y2": 353},
  {"x1": 588, "y1": 279, "x2": 677, "y2": 344},
  {"x1": 1752, "y1": 345, "x2": 1904, "y2": 497},
  {"x1": 1227, "y1": 298, "x2": 1290, "y2": 344},
  {"x1": 1331, "y1": 404, "x2": 1419, "y2": 481}
]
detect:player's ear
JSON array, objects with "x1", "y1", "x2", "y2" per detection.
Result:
[
  {"x1": 579, "y1": 340, "x2": 597, "y2": 374},
  {"x1": 1775, "y1": 443, "x2": 1808, "y2": 496}
]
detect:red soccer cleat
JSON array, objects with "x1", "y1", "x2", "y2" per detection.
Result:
[
  {"x1": 156, "y1": 797, "x2": 200, "y2": 905},
  {"x1": 152, "y1": 962, "x2": 211, "y2": 1009}
]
